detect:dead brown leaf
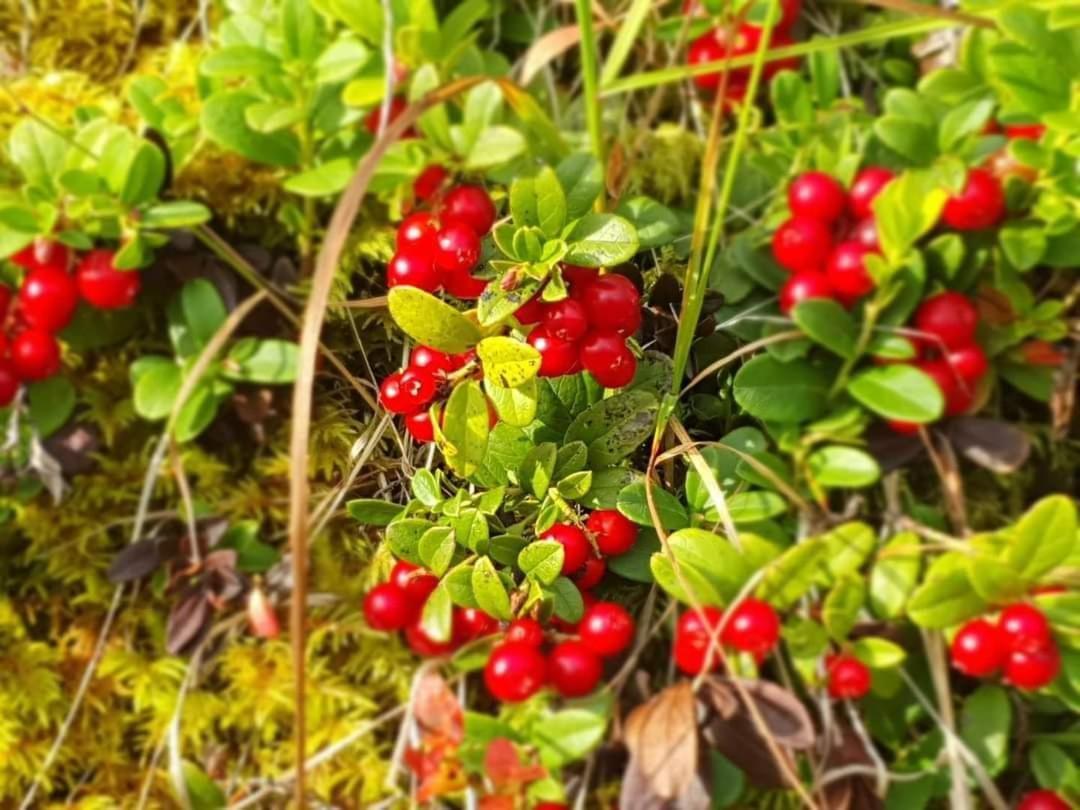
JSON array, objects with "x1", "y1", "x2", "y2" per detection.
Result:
[
  {"x1": 946, "y1": 417, "x2": 1031, "y2": 474},
  {"x1": 520, "y1": 25, "x2": 582, "y2": 86},
  {"x1": 623, "y1": 681, "x2": 699, "y2": 802}
]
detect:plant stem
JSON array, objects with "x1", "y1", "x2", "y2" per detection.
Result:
[{"x1": 573, "y1": 0, "x2": 605, "y2": 186}]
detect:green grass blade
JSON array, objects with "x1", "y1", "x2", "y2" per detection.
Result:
[{"x1": 599, "y1": 0, "x2": 655, "y2": 88}]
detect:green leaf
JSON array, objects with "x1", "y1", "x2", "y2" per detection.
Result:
[
  {"x1": 823, "y1": 575, "x2": 865, "y2": 641},
  {"x1": 518, "y1": 540, "x2": 565, "y2": 585},
  {"x1": 477, "y1": 277, "x2": 544, "y2": 328},
  {"x1": 181, "y1": 279, "x2": 227, "y2": 347},
  {"x1": 385, "y1": 519, "x2": 433, "y2": 564},
  {"x1": 653, "y1": 528, "x2": 751, "y2": 605},
  {"x1": 533, "y1": 708, "x2": 608, "y2": 769},
  {"x1": 120, "y1": 142, "x2": 166, "y2": 206},
  {"x1": 281, "y1": 0, "x2": 323, "y2": 62},
  {"x1": 723, "y1": 491, "x2": 788, "y2": 524},
  {"x1": 851, "y1": 636, "x2": 907, "y2": 669},
  {"x1": 131, "y1": 358, "x2": 181, "y2": 421},
  {"x1": 615, "y1": 196, "x2": 679, "y2": 249},
  {"x1": 217, "y1": 521, "x2": 279, "y2": 573},
  {"x1": 283, "y1": 158, "x2": 354, "y2": 197},
  {"x1": 907, "y1": 570, "x2": 986, "y2": 629},
  {"x1": 200, "y1": 45, "x2": 282, "y2": 77},
  {"x1": 684, "y1": 428, "x2": 768, "y2": 509},
  {"x1": 9, "y1": 120, "x2": 67, "y2": 193},
  {"x1": 616, "y1": 482, "x2": 690, "y2": 530},
  {"x1": 847, "y1": 365, "x2": 944, "y2": 423},
  {"x1": 200, "y1": 90, "x2": 300, "y2": 167},
  {"x1": 387, "y1": 286, "x2": 481, "y2": 353},
  {"x1": 520, "y1": 443, "x2": 556, "y2": 498},
  {"x1": 938, "y1": 99, "x2": 995, "y2": 151},
  {"x1": 477, "y1": 336, "x2": 541, "y2": 388},
  {"x1": 465, "y1": 126, "x2": 526, "y2": 169},
  {"x1": 872, "y1": 170, "x2": 948, "y2": 266},
  {"x1": 140, "y1": 201, "x2": 212, "y2": 229},
  {"x1": 792, "y1": 299, "x2": 857, "y2": 359},
  {"x1": 582, "y1": 467, "x2": 642, "y2": 510},
  {"x1": 420, "y1": 583, "x2": 453, "y2": 643},
  {"x1": 564, "y1": 213, "x2": 640, "y2": 267},
  {"x1": 564, "y1": 390, "x2": 657, "y2": 468},
  {"x1": 27, "y1": 377, "x2": 76, "y2": 438},
  {"x1": 346, "y1": 499, "x2": 404, "y2": 526},
  {"x1": 548, "y1": 576, "x2": 584, "y2": 622},
  {"x1": 180, "y1": 761, "x2": 227, "y2": 810},
  {"x1": 961, "y1": 685, "x2": 1011, "y2": 777},
  {"x1": 555, "y1": 153, "x2": 603, "y2": 220},
  {"x1": 967, "y1": 555, "x2": 1028, "y2": 604},
  {"x1": 870, "y1": 532, "x2": 921, "y2": 619},
  {"x1": 607, "y1": 528, "x2": 659, "y2": 584},
  {"x1": 315, "y1": 35, "x2": 371, "y2": 83},
  {"x1": 223, "y1": 338, "x2": 298, "y2": 384},
  {"x1": 556, "y1": 471, "x2": 593, "y2": 500},
  {"x1": 757, "y1": 540, "x2": 827, "y2": 609},
  {"x1": 806, "y1": 446, "x2": 880, "y2": 489},
  {"x1": 439, "y1": 381, "x2": 490, "y2": 478},
  {"x1": 821, "y1": 522, "x2": 876, "y2": 581},
  {"x1": 1005, "y1": 494, "x2": 1077, "y2": 583},
  {"x1": 1031, "y1": 741, "x2": 1080, "y2": 795},
  {"x1": 452, "y1": 509, "x2": 489, "y2": 553},
  {"x1": 733, "y1": 356, "x2": 830, "y2": 424},
  {"x1": 484, "y1": 377, "x2": 537, "y2": 428},
  {"x1": 999, "y1": 223, "x2": 1047, "y2": 272},
  {"x1": 419, "y1": 526, "x2": 456, "y2": 576},
  {"x1": 173, "y1": 379, "x2": 230, "y2": 442},
  {"x1": 411, "y1": 469, "x2": 441, "y2": 506},
  {"x1": 516, "y1": 166, "x2": 567, "y2": 239}
]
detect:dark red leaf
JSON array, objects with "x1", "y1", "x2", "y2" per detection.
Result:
[
  {"x1": 108, "y1": 539, "x2": 164, "y2": 583},
  {"x1": 166, "y1": 588, "x2": 211, "y2": 655}
]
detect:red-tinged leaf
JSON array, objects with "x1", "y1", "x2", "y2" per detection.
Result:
[
  {"x1": 108, "y1": 538, "x2": 164, "y2": 583},
  {"x1": 166, "y1": 589, "x2": 211, "y2": 655},
  {"x1": 413, "y1": 671, "x2": 465, "y2": 745},
  {"x1": 479, "y1": 796, "x2": 516, "y2": 810},
  {"x1": 407, "y1": 742, "x2": 467, "y2": 803},
  {"x1": 484, "y1": 737, "x2": 546, "y2": 790}
]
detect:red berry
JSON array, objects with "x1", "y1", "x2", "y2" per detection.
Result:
[
  {"x1": 580, "y1": 601, "x2": 635, "y2": 658},
  {"x1": 849, "y1": 217, "x2": 881, "y2": 251},
  {"x1": 505, "y1": 618, "x2": 545, "y2": 647},
  {"x1": 535, "y1": 804, "x2": 570, "y2": 810},
  {"x1": 674, "y1": 606, "x2": 725, "y2": 675},
  {"x1": 586, "y1": 509, "x2": 638, "y2": 556},
  {"x1": 1004, "y1": 643, "x2": 1060, "y2": 691},
  {"x1": 950, "y1": 619, "x2": 1006, "y2": 677},
  {"x1": 1005, "y1": 124, "x2": 1046, "y2": 141},
  {"x1": 379, "y1": 372, "x2": 410, "y2": 414},
  {"x1": 722, "y1": 598, "x2": 780, "y2": 657},
  {"x1": 18, "y1": 266, "x2": 78, "y2": 333},
  {"x1": 573, "y1": 555, "x2": 606, "y2": 590},
  {"x1": 405, "y1": 410, "x2": 433, "y2": 442},
  {"x1": 413, "y1": 164, "x2": 449, "y2": 202},
  {"x1": 455, "y1": 607, "x2": 498, "y2": 641},
  {"x1": 919, "y1": 359, "x2": 974, "y2": 417},
  {"x1": 779, "y1": 271, "x2": 833, "y2": 314},
  {"x1": 1017, "y1": 791, "x2": 1071, "y2": 810},
  {"x1": 442, "y1": 185, "x2": 497, "y2": 235},
  {"x1": 75, "y1": 249, "x2": 140, "y2": 310},
  {"x1": 944, "y1": 344, "x2": 989, "y2": 383},
  {"x1": 11, "y1": 329, "x2": 60, "y2": 381},
  {"x1": 562, "y1": 264, "x2": 599, "y2": 295},
  {"x1": 849, "y1": 167, "x2": 895, "y2": 220},
  {"x1": 547, "y1": 640, "x2": 603, "y2": 698},
  {"x1": 826, "y1": 654, "x2": 871, "y2": 699},
  {"x1": 484, "y1": 642, "x2": 546, "y2": 702},
  {"x1": 11, "y1": 239, "x2": 70, "y2": 273},
  {"x1": 364, "y1": 96, "x2": 412, "y2": 136},
  {"x1": 772, "y1": 217, "x2": 833, "y2": 274},
  {"x1": 0, "y1": 360, "x2": 18, "y2": 407},
  {"x1": 442, "y1": 268, "x2": 488, "y2": 299},
  {"x1": 397, "y1": 212, "x2": 438, "y2": 252},
  {"x1": 914, "y1": 292, "x2": 979, "y2": 351},
  {"x1": 399, "y1": 368, "x2": 437, "y2": 410},
  {"x1": 543, "y1": 298, "x2": 589, "y2": 342},
  {"x1": 998, "y1": 603, "x2": 1052, "y2": 653},
  {"x1": 0, "y1": 283, "x2": 11, "y2": 317},
  {"x1": 581, "y1": 331, "x2": 637, "y2": 389},
  {"x1": 246, "y1": 585, "x2": 280, "y2": 639},
  {"x1": 941, "y1": 169, "x2": 1005, "y2": 231},
  {"x1": 887, "y1": 420, "x2": 921, "y2": 436},
  {"x1": 390, "y1": 561, "x2": 439, "y2": 604},
  {"x1": 788, "y1": 172, "x2": 847, "y2": 224},
  {"x1": 581, "y1": 274, "x2": 640, "y2": 334},
  {"x1": 405, "y1": 621, "x2": 457, "y2": 657},
  {"x1": 514, "y1": 295, "x2": 547, "y2": 324},
  {"x1": 527, "y1": 326, "x2": 580, "y2": 377},
  {"x1": 387, "y1": 251, "x2": 440, "y2": 292},
  {"x1": 410, "y1": 346, "x2": 455, "y2": 378},
  {"x1": 541, "y1": 523, "x2": 591, "y2": 575},
  {"x1": 363, "y1": 583, "x2": 413, "y2": 631},
  {"x1": 687, "y1": 31, "x2": 729, "y2": 93},
  {"x1": 825, "y1": 241, "x2": 874, "y2": 302},
  {"x1": 434, "y1": 220, "x2": 481, "y2": 275},
  {"x1": 776, "y1": 0, "x2": 802, "y2": 33}
]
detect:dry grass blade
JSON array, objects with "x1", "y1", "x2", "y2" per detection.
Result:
[
  {"x1": 850, "y1": 0, "x2": 993, "y2": 29},
  {"x1": 520, "y1": 25, "x2": 583, "y2": 85}
]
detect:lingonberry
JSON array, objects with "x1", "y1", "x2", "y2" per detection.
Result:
[
  {"x1": 950, "y1": 618, "x2": 1006, "y2": 677},
  {"x1": 484, "y1": 642, "x2": 547, "y2": 702},
  {"x1": 18, "y1": 266, "x2": 78, "y2": 333},
  {"x1": 442, "y1": 268, "x2": 488, "y2": 299},
  {"x1": 687, "y1": 30, "x2": 730, "y2": 93},
  {"x1": 944, "y1": 344, "x2": 989, "y2": 383},
  {"x1": 379, "y1": 372, "x2": 411, "y2": 414},
  {"x1": 363, "y1": 96, "x2": 412, "y2": 136},
  {"x1": 772, "y1": 217, "x2": 833, "y2": 274},
  {"x1": 547, "y1": 640, "x2": 603, "y2": 698},
  {"x1": 585, "y1": 509, "x2": 638, "y2": 556},
  {"x1": 535, "y1": 803, "x2": 570, "y2": 810},
  {"x1": 722, "y1": 598, "x2": 780, "y2": 657},
  {"x1": 396, "y1": 212, "x2": 439, "y2": 252},
  {"x1": 674, "y1": 606, "x2": 725, "y2": 675},
  {"x1": 849, "y1": 217, "x2": 881, "y2": 251},
  {"x1": 405, "y1": 621, "x2": 457, "y2": 657},
  {"x1": 1004, "y1": 643, "x2": 1060, "y2": 691},
  {"x1": 580, "y1": 601, "x2": 635, "y2": 658},
  {"x1": 1022, "y1": 340, "x2": 1066, "y2": 367},
  {"x1": 1005, "y1": 124, "x2": 1046, "y2": 141},
  {"x1": 779, "y1": 271, "x2": 833, "y2": 314},
  {"x1": 581, "y1": 331, "x2": 637, "y2": 389},
  {"x1": 75, "y1": 249, "x2": 140, "y2": 310},
  {"x1": 788, "y1": 171, "x2": 847, "y2": 224},
  {"x1": 562, "y1": 264, "x2": 599, "y2": 294},
  {"x1": 573, "y1": 555, "x2": 606, "y2": 590},
  {"x1": 455, "y1": 607, "x2": 499, "y2": 641},
  {"x1": 399, "y1": 368, "x2": 437, "y2": 411},
  {"x1": 514, "y1": 294, "x2": 547, "y2": 324},
  {"x1": 914, "y1": 292, "x2": 978, "y2": 351},
  {"x1": 0, "y1": 360, "x2": 18, "y2": 407},
  {"x1": 505, "y1": 617, "x2": 545, "y2": 647},
  {"x1": 581, "y1": 274, "x2": 640, "y2": 334},
  {"x1": 541, "y1": 522, "x2": 591, "y2": 575},
  {"x1": 849, "y1": 167, "x2": 895, "y2": 220},
  {"x1": 387, "y1": 251, "x2": 440, "y2": 292},
  {"x1": 919, "y1": 359, "x2": 974, "y2": 417},
  {"x1": 825, "y1": 241, "x2": 874, "y2": 302},
  {"x1": 776, "y1": 0, "x2": 802, "y2": 33},
  {"x1": 825, "y1": 654, "x2": 871, "y2": 699},
  {"x1": 362, "y1": 583, "x2": 413, "y2": 631},
  {"x1": 442, "y1": 185, "x2": 497, "y2": 235},
  {"x1": 1016, "y1": 791, "x2": 1071, "y2": 810},
  {"x1": 11, "y1": 239, "x2": 69, "y2": 273},
  {"x1": 433, "y1": 220, "x2": 481, "y2": 275},
  {"x1": 0, "y1": 282, "x2": 11, "y2": 316},
  {"x1": 413, "y1": 164, "x2": 449, "y2": 202},
  {"x1": 410, "y1": 346, "x2": 455, "y2": 378},
  {"x1": 941, "y1": 169, "x2": 1005, "y2": 231},
  {"x1": 543, "y1": 298, "x2": 589, "y2": 342},
  {"x1": 11, "y1": 329, "x2": 60, "y2": 381},
  {"x1": 998, "y1": 603, "x2": 1052, "y2": 653},
  {"x1": 527, "y1": 327, "x2": 580, "y2": 377},
  {"x1": 390, "y1": 561, "x2": 439, "y2": 604}
]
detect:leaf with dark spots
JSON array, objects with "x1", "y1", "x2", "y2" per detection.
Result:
[
  {"x1": 622, "y1": 682, "x2": 698, "y2": 802},
  {"x1": 166, "y1": 589, "x2": 211, "y2": 655},
  {"x1": 108, "y1": 539, "x2": 163, "y2": 583},
  {"x1": 946, "y1": 417, "x2": 1031, "y2": 474}
]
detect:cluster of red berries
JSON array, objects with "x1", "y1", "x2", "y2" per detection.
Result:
[
  {"x1": 523, "y1": 268, "x2": 642, "y2": 389},
  {"x1": 539, "y1": 510, "x2": 640, "y2": 592},
  {"x1": 363, "y1": 559, "x2": 501, "y2": 655},
  {"x1": 886, "y1": 290, "x2": 989, "y2": 434},
  {"x1": 687, "y1": 0, "x2": 802, "y2": 103},
  {"x1": 484, "y1": 600, "x2": 635, "y2": 703},
  {"x1": 1016, "y1": 791, "x2": 1071, "y2": 810},
  {"x1": 378, "y1": 344, "x2": 481, "y2": 443},
  {"x1": 672, "y1": 598, "x2": 781, "y2": 673},
  {"x1": 950, "y1": 602, "x2": 1061, "y2": 691},
  {"x1": 1, "y1": 240, "x2": 140, "y2": 407},
  {"x1": 387, "y1": 168, "x2": 496, "y2": 299}
]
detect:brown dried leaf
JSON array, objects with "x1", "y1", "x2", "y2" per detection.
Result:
[
  {"x1": 822, "y1": 724, "x2": 884, "y2": 810},
  {"x1": 620, "y1": 758, "x2": 710, "y2": 810},
  {"x1": 1051, "y1": 347, "x2": 1078, "y2": 439},
  {"x1": 866, "y1": 427, "x2": 925, "y2": 473},
  {"x1": 623, "y1": 681, "x2": 699, "y2": 801},
  {"x1": 166, "y1": 589, "x2": 211, "y2": 655},
  {"x1": 520, "y1": 25, "x2": 581, "y2": 85},
  {"x1": 946, "y1": 417, "x2": 1031, "y2": 474}
]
